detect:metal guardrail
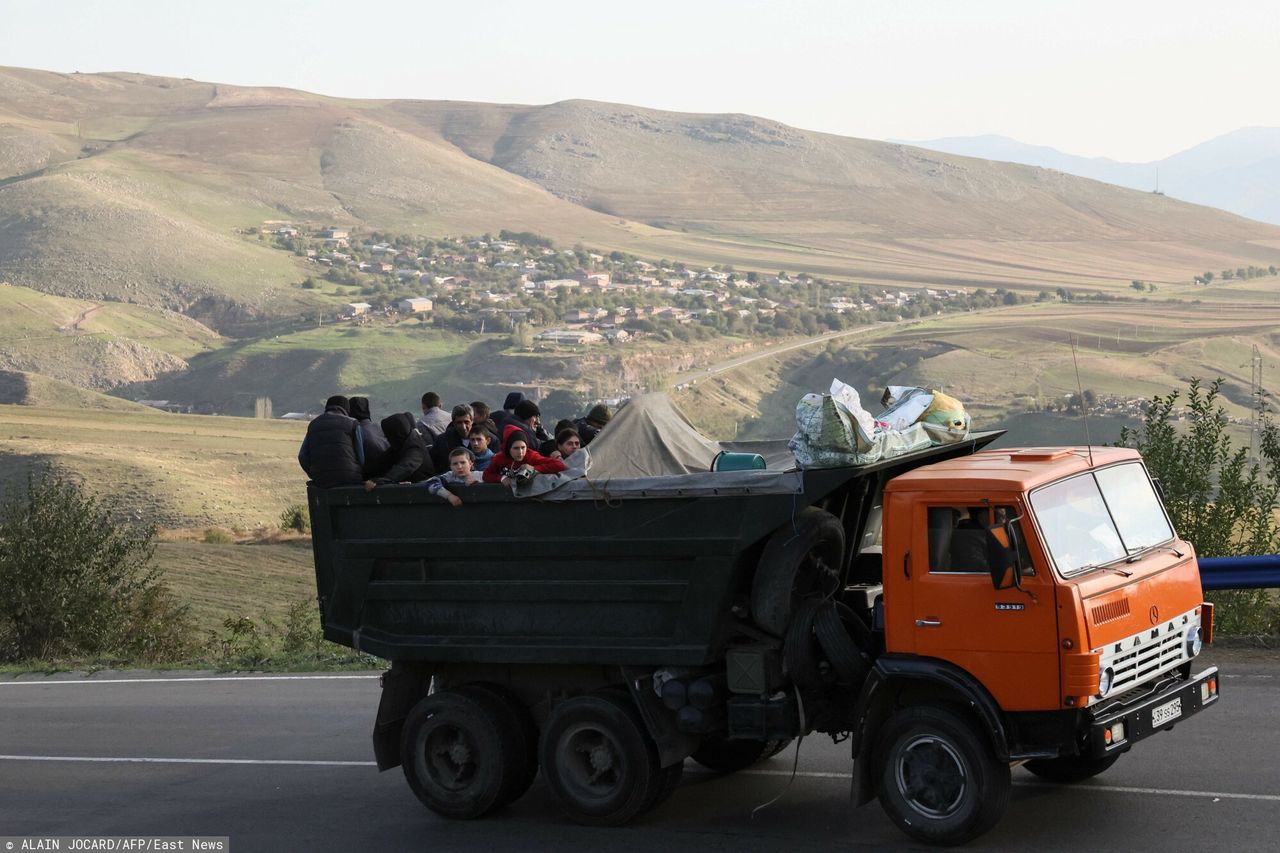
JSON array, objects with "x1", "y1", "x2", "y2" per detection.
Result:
[{"x1": 1198, "y1": 556, "x2": 1280, "y2": 591}]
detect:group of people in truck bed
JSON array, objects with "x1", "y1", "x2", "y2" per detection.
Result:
[{"x1": 297, "y1": 390, "x2": 610, "y2": 502}]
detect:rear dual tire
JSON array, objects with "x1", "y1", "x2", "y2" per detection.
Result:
[
  {"x1": 540, "y1": 692, "x2": 669, "y2": 826},
  {"x1": 399, "y1": 684, "x2": 538, "y2": 819}
]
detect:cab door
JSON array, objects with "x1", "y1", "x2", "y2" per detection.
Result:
[{"x1": 907, "y1": 496, "x2": 1060, "y2": 711}]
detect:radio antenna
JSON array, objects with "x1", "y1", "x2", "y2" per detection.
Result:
[{"x1": 1071, "y1": 336, "x2": 1094, "y2": 467}]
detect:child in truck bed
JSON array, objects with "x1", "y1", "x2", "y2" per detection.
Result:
[
  {"x1": 483, "y1": 425, "x2": 567, "y2": 486},
  {"x1": 422, "y1": 447, "x2": 482, "y2": 507}
]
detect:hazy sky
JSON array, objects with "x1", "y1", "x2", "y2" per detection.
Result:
[{"x1": 3, "y1": 0, "x2": 1276, "y2": 162}]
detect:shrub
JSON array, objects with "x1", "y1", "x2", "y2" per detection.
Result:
[
  {"x1": 279, "y1": 503, "x2": 310, "y2": 533},
  {"x1": 202, "y1": 527, "x2": 234, "y2": 544},
  {"x1": 1118, "y1": 379, "x2": 1280, "y2": 636},
  {"x1": 0, "y1": 469, "x2": 194, "y2": 662}
]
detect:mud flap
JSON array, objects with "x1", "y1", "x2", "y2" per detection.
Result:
[{"x1": 372, "y1": 661, "x2": 433, "y2": 770}]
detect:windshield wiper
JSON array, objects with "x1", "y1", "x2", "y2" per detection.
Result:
[{"x1": 1124, "y1": 543, "x2": 1185, "y2": 563}]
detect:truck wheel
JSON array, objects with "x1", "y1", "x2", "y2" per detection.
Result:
[
  {"x1": 400, "y1": 688, "x2": 524, "y2": 820},
  {"x1": 752, "y1": 507, "x2": 845, "y2": 636},
  {"x1": 691, "y1": 734, "x2": 789, "y2": 773},
  {"x1": 1024, "y1": 754, "x2": 1120, "y2": 783},
  {"x1": 540, "y1": 692, "x2": 663, "y2": 826},
  {"x1": 456, "y1": 684, "x2": 539, "y2": 805},
  {"x1": 874, "y1": 706, "x2": 1010, "y2": 846}
]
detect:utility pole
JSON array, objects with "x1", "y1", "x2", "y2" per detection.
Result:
[{"x1": 1250, "y1": 344, "x2": 1264, "y2": 461}]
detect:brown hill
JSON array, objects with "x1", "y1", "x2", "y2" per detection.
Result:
[{"x1": 3, "y1": 65, "x2": 1278, "y2": 322}]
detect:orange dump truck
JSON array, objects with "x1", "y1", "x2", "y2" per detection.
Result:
[{"x1": 311, "y1": 438, "x2": 1219, "y2": 845}]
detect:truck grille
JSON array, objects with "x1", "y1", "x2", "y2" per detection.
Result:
[
  {"x1": 1096, "y1": 606, "x2": 1197, "y2": 700},
  {"x1": 1107, "y1": 631, "x2": 1185, "y2": 693}
]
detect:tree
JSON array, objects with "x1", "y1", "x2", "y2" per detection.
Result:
[
  {"x1": 1202, "y1": 271, "x2": 1214, "y2": 284},
  {"x1": 0, "y1": 470, "x2": 193, "y2": 661},
  {"x1": 1131, "y1": 280, "x2": 1146, "y2": 292},
  {"x1": 510, "y1": 322, "x2": 533, "y2": 349},
  {"x1": 1117, "y1": 379, "x2": 1280, "y2": 635}
]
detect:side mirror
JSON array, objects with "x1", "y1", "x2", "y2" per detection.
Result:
[{"x1": 988, "y1": 515, "x2": 1026, "y2": 591}]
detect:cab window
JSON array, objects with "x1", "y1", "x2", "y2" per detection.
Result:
[{"x1": 926, "y1": 504, "x2": 1032, "y2": 575}]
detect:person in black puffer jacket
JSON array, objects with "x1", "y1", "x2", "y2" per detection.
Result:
[
  {"x1": 368, "y1": 412, "x2": 434, "y2": 488},
  {"x1": 348, "y1": 396, "x2": 391, "y2": 479},
  {"x1": 298, "y1": 395, "x2": 365, "y2": 488}
]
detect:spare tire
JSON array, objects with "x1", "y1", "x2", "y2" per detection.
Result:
[{"x1": 752, "y1": 507, "x2": 845, "y2": 636}]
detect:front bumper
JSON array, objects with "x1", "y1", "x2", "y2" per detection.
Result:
[{"x1": 1086, "y1": 666, "x2": 1219, "y2": 758}]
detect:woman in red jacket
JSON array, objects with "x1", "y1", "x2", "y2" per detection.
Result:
[{"x1": 483, "y1": 425, "x2": 567, "y2": 485}]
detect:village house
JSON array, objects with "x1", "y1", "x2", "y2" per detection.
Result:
[
  {"x1": 340, "y1": 302, "x2": 372, "y2": 318},
  {"x1": 525, "y1": 278, "x2": 579, "y2": 293},
  {"x1": 397, "y1": 297, "x2": 434, "y2": 314},
  {"x1": 317, "y1": 227, "x2": 349, "y2": 241},
  {"x1": 373, "y1": 262, "x2": 394, "y2": 274}
]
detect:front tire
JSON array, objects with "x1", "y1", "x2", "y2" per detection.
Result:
[
  {"x1": 874, "y1": 706, "x2": 1010, "y2": 846},
  {"x1": 1024, "y1": 753, "x2": 1119, "y2": 783}
]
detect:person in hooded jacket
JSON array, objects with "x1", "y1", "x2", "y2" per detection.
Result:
[
  {"x1": 298, "y1": 395, "x2": 365, "y2": 488},
  {"x1": 489, "y1": 390, "x2": 526, "y2": 438},
  {"x1": 348, "y1": 396, "x2": 391, "y2": 478},
  {"x1": 483, "y1": 425, "x2": 567, "y2": 485},
  {"x1": 367, "y1": 412, "x2": 434, "y2": 489}
]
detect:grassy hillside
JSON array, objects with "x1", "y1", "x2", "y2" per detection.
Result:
[
  {"x1": 0, "y1": 282, "x2": 220, "y2": 389},
  {"x1": 675, "y1": 298, "x2": 1280, "y2": 442},
  {"x1": 0, "y1": 404, "x2": 307, "y2": 528},
  {"x1": 3, "y1": 65, "x2": 1278, "y2": 320},
  {"x1": 0, "y1": 370, "x2": 153, "y2": 410},
  {"x1": 151, "y1": 538, "x2": 317, "y2": 633}
]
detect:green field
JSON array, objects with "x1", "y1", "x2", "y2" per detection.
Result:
[
  {"x1": 0, "y1": 404, "x2": 308, "y2": 528},
  {"x1": 151, "y1": 538, "x2": 317, "y2": 633}
]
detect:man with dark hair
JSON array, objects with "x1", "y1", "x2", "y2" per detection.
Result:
[
  {"x1": 417, "y1": 391, "x2": 450, "y2": 440},
  {"x1": 431, "y1": 403, "x2": 474, "y2": 471},
  {"x1": 470, "y1": 401, "x2": 498, "y2": 441},
  {"x1": 298, "y1": 395, "x2": 366, "y2": 488},
  {"x1": 348, "y1": 396, "x2": 390, "y2": 478},
  {"x1": 574, "y1": 403, "x2": 611, "y2": 446}
]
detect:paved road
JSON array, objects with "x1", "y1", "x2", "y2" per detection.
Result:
[{"x1": 1, "y1": 648, "x2": 1277, "y2": 852}]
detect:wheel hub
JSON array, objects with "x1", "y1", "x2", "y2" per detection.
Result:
[
  {"x1": 588, "y1": 743, "x2": 616, "y2": 774},
  {"x1": 897, "y1": 735, "x2": 966, "y2": 818}
]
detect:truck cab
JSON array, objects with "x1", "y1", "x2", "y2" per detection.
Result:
[{"x1": 853, "y1": 446, "x2": 1218, "y2": 841}]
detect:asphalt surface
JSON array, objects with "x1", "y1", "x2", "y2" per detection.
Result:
[{"x1": 1, "y1": 647, "x2": 1277, "y2": 852}]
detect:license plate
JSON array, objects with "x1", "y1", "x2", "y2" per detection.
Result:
[{"x1": 1152, "y1": 697, "x2": 1183, "y2": 727}]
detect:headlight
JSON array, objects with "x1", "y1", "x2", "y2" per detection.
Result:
[
  {"x1": 1099, "y1": 666, "x2": 1115, "y2": 697},
  {"x1": 1186, "y1": 625, "x2": 1203, "y2": 658}
]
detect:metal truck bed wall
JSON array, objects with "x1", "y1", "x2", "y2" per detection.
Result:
[{"x1": 310, "y1": 433, "x2": 1001, "y2": 666}]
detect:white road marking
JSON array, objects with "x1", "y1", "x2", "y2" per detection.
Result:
[
  {"x1": 1, "y1": 755, "x2": 1277, "y2": 804},
  {"x1": 700, "y1": 767, "x2": 1280, "y2": 802},
  {"x1": 0, "y1": 674, "x2": 378, "y2": 687},
  {"x1": 0, "y1": 754, "x2": 376, "y2": 767}
]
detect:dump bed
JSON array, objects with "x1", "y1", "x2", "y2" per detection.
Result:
[{"x1": 309, "y1": 432, "x2": 1001, "y2": 665}]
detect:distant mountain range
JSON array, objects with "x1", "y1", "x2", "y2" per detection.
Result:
[{"x1": 899, "y1": 128, "x2": 1280, "y2": 225}]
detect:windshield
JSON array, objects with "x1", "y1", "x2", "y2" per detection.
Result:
[{"x1": 1030, "y1": 462, "x2": 1173, "y2": 576}]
